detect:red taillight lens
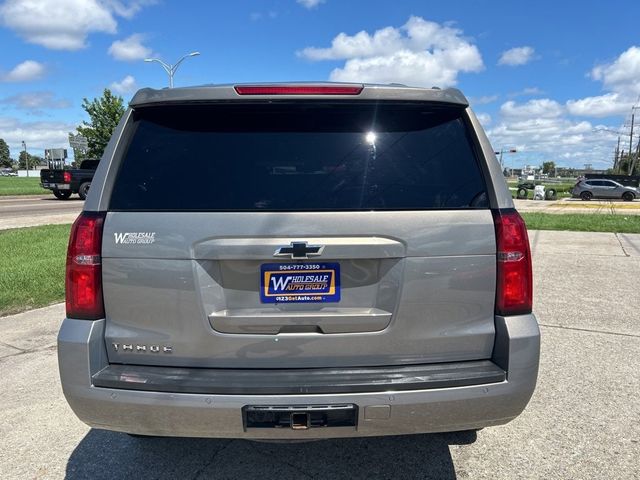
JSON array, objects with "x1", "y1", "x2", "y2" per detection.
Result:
[
  {"x1": 66, "y1": 212, "x2": 105, "y2": 320},
  {"x1": 63, "y1": 171, "x2": 72, "y2": 183},
  {"x1": 492, "y1": 209, "x2": 533, "y2": 316},
  {"x1": 234, "y1": 85, "x2": 363, "y2": 95}
]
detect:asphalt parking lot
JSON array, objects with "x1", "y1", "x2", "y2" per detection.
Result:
[{"x1": 1, "y1": 230, "x2": 639, "y2": 479}]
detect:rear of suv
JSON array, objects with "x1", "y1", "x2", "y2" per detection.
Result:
[{"x1": 58, "y1": 83, "x2": 539, "y2": 439}]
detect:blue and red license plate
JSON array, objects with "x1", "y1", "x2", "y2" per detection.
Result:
[{"x1": 260, "y1": 263, "x2": 341, "y2": 304}]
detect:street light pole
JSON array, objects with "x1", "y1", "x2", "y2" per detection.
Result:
[
  {"x1": 144, "y1": 52, "x2": 200, "y2": 88},
  {"x1": 629, "y1": 112, "x2": 635, "y2": 176},
  {"x1": 494, "y1": 147, "x2": 517, "y2": 175},
  {"x1": 21, "y1": 141, "x2": 28, "y2": 177}
]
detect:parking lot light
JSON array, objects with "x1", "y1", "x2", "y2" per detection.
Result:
[{"x1": 144, "y1": 52, "x2": 200, "y2": 88}]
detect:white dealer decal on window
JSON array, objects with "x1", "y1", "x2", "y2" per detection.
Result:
[{"x1": 114, "y1": 232, "x2": 156, "y2": 244}]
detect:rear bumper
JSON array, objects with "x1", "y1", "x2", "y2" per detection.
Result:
[
  {"x1": 57, "y1": 314, "x2": 540, "y2": 439},
  {"x1": 91, "y1": 360, "x2": 507, "y2": 395},
  {"x1": 41, "y1": 182, "x2": 71, "y2": 190}
]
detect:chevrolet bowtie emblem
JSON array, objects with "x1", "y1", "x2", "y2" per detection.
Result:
[{"x1": 274, "y1": 241, "x2": 324, "y2": 259}]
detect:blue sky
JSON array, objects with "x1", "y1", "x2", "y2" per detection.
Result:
[{"x1": 1, "y1": 0, "x2": 639, "y2": 168}]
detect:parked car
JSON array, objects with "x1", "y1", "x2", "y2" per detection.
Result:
[
  {"x1": 571, "y1": 179, "x2": 639, "y2": 201},
  {"x1": 40, "y1": 159, "x2": 99, "y2": 200},
  {"x1": 58, "y1": 83, "x2": 540, "y2": 440}
]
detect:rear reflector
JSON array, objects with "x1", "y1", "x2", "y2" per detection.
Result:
[
  {"x1": 66, "y1": 212, "x2": 106, "y2": 320},
  {"x1": 492, "y1": 209, "x2": 533, "y2": 316},
  {"x1": 234, "y1": 85, "x2": 363, "y2": 96}
]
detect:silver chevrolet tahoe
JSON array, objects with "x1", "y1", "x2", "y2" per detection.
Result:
[{"x1": 58, "y1": 83, "x2": 540, "y2": 440}]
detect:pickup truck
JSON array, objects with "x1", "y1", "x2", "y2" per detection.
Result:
[{"x1": 40, "y1": 159, "x2": 99, "y2": 200}]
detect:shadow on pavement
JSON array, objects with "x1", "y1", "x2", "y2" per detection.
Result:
[
  {"x1": 41, "y1": 197, "x2": 84, "y2": 202},
  {"x1": 66, "y1": 429, "x2": 476, "y2": 479}
]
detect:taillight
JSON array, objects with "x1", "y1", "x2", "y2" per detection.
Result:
[
  {"x1": 63, "y1": 171, "x2": 72, "y2": 183},
  {"x1": 234, "y1": 85, "x2": 363, "y2": 95},
  {"x1": 492, "y1": 209, "x2": 533, "y2": 316},
  {"x1": 66, "y1": 212, "x2": 106, "y2": 320}
]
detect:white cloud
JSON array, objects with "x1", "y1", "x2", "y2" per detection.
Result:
[
  {"x1": 1, "y1": 91, "x2": 70, "y2": 110},
  {"x1": 566, "y1": 92, "x2": 631, "y2": 118},
  {"x1": 0, "y1": 116, "x2": 76, "y2": 151},
  {"x1": 508, "y1": 87, "x2": 545, "y2": 98},
  {"x1": 0, "y1": 0, "x2": 154, "y2": 50},
  {"x1": 108, "y1": 34, "x2": 152, "y2": 61},
  {"x1": 110, "y1": 75, "x2": 138, "y2": 94},
  {"x1": 297, "y1": 0, "x2": 325, "y2": 8},
  {"x1": 565, "y1": 46, "x2": 640, "y2": 118},
  {"x1": 250, "y1": 11, "x2": 278, "y2": 21},
  {"x1": 500, "y1": 99, "x2": 564, "y2": 119},
  {"x1": 591, "y1": 46, "x2": 640, "y2": 95},
  {"x1": 470, "y1": 94, "x2": 499, "y2": 105},
  {"x1": 486, "y1": 47, "x2": 640, "y2": 167},
  {"x1": 298, "y1": 16, "x2": 484, "y2": 87},
  {"x1": 299, "y1": 27, "x2": 404, "y2": 61},
  {"x1": 1, "y1": 60, "x2": 46, "y2": 82},
  {"x1": 486, "y1": 115, "x2": 618, "y2": 168},
  {"x1": 102, "y1": 0, "x2": 155, "y2": 19},
  {"x1": 498, "y1": 46, "x2": 536, "y2": 66},
  {"x1": 475, "y1": 113, "x2": 492, "y2": 126},
  {"x1": 489, "y1": 97, "x2": 619, "y2": 167}
]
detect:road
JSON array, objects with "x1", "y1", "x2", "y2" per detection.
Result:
[
  {"x1": 0, "y1": 230, "x2": 639, "y2": 479},
  {"x1": 0, "y1": 195, "x2": 83, "y2": 230}
]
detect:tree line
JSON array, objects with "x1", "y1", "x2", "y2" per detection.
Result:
[{"x1": 0, "y1": 88, "x2": 125, "y2": 170}]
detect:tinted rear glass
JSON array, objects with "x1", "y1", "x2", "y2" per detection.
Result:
[
  {"x1": 80, "y1": 160, "x2": 99, "y2": 170},
  {"x1": 110, "y1": 103, "x2": 487, "y2": 211}
]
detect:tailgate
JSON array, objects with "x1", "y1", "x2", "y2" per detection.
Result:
[
  {"x1": 101, "y1": 211, "x2": 496, "y2": 368},
  {"x1": 40, "y1": 169, "x2": 65, "y2": 183}
]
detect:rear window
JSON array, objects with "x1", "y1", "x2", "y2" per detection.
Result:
[
  {"x1": 80, "y1": 160, "x2": 99, "y2": 170},
  {"x1": 110, "y1": 103, "x2": 487, "y2": 211}
]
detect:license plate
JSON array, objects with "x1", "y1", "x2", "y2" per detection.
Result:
[{"x1": 260, "y1": 263, "x2": 340, "y2": 303}]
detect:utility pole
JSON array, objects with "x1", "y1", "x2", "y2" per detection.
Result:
[
  {"x1": 629, "y1": 112, "x2": 635, "y2": 175},
  {"x1": 21, "y1": 141, "x2": 28, "y2": 177},
  {"x1": 614, "y1": 136, "x2": 620, "y2": 172},
  {"x1": 630, "y1": 140, "x2": 640, "y2": 176}
]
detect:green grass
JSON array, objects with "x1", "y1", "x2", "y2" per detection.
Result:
[
  {"x1": 522, "y1": 212, "x2": 640, "y2": 234},
  {"x1": 0, "y1": 177, "x2": 45, "y2": 195},
  {"x1": 0, "y1": 224, "x2": 71, "y2": 316}
]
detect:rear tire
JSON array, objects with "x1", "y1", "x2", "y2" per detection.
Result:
[
  {"x1": 580, "y1": 191, "x2": 593, "y2": 201},
  {"x1": 78, "y1": 182, "x2": 91, "y2": 200},
  {"x1": 52, "y1": 189, "x2": 71, "y2": 200},
  {"x1": 516, "y1": 188, "x2": 528, "y2": 199},
  {"x1": 545, "y1": 188, "x2": 557, "y2": 201},
  {"x1": 622, "y1": 192, "x2": 635, "y2": 202}
]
